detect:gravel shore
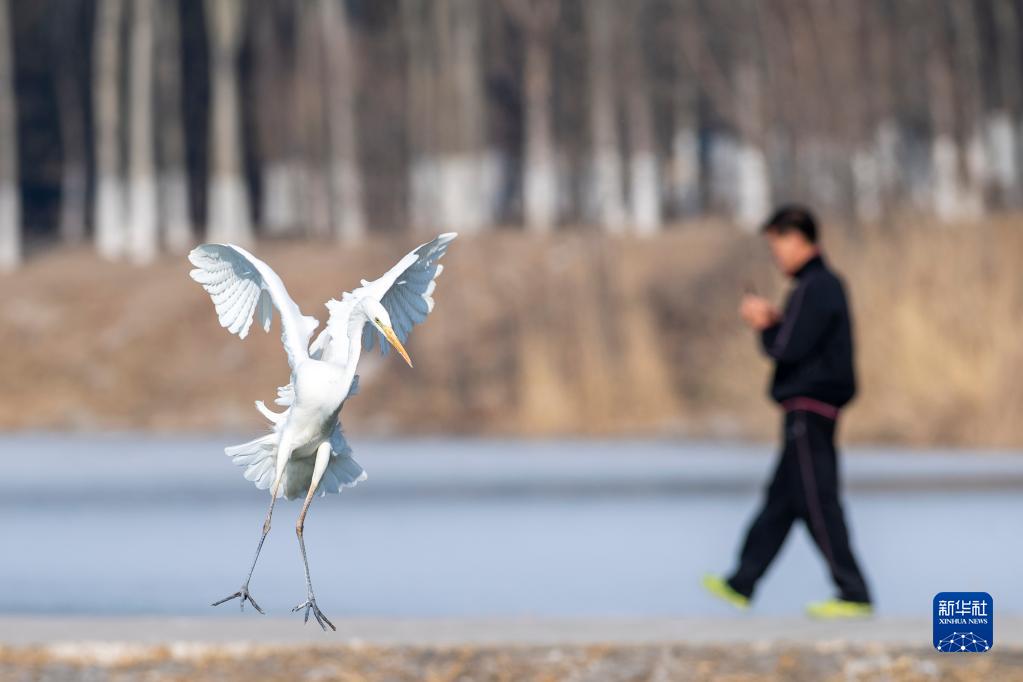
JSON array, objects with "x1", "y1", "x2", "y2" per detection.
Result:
[
  {"x1": 2, "y1": 641, "x2": 1021, "y2": 681},
  {"x1": 1, "y1": 618, "x2": 1020, "y2": 681}
]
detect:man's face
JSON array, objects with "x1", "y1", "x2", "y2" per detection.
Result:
[{"x1": 765, "y1": 229, "x2": 815, "y2": 276}]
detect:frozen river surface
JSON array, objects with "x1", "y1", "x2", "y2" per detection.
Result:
[{"x1": 1, "y1": 435, "x2": 1020, "y2": 617}]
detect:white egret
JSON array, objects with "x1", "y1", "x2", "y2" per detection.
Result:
[{"x1": 188, "y1": 233, "x2": 457, "y2": 630}]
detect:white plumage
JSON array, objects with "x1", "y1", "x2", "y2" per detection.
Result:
[{"x1": 188, "y1": 232, "x2": 457, "y2": 629}]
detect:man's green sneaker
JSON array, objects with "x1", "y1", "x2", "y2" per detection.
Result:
[
  {"x1": 701, "y1": 574, "x2": 749, "y2": 610},
  {"x1": 806, "y1": 598, "x2": 873, "y2": 619}
]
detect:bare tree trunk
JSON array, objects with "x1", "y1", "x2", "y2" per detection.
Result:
[
  {"x1": 155, "y1": 0, "x2": 192, "y2": 252},
  {"x1": 205, "y1": 0, "x2": 252, "y2": 244},
  {"x1": 93, "y1": 0, "x2": 125, "y2": 260},
  {"x1": 671, "y1": 0, "x2": 700, "y2": 219},
  {"x1": 733, "y1": 61, "x2": 769, "y2": 230},
  {"x1": 624, "y1": 1, "x2": 660, "y2": 235},
  {"x1": 402, "y1": 0, "x2": 434, "y2": 232},
  {"x1": 927, "y1": 2, "x2": 980, "y2": 222},
  {"x1": 522, "y1": 32, "x2": 557, "y2": 231},
  {"x1": 127, "y1": 0, "x2": 159, "y2": 263},
  {"x1": 254, "y1": 1, "x2": 302, "y2": 236},
  {"x1": 991, "y1": 0, "x2": 1023, "y2": 208},
  {"x1": 433, "y1": 0, "x2": 490, "y2": 233},
  {"x1": 585, "y1": 0, "x2": 625, "y2": 231},
  {"x1": 949, "y1": 0, "x2": 986, "y2": 218},
  {"x1": 54, "y1": 0, "x2": 89, "y2": 246},
  {"x1": 504, "y1": 0, "x2": 559, "y2": 233},
  {"x1": 319, "y1": 0, "x2": 366, "y2": 243},
  {"x1": 0, "y1": 0, "x2": 18, "y2": 271},
  {"x1": 296, "y1": 0, "x2": 331, "y2": 237}
]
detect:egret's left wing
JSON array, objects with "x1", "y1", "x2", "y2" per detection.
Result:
[{"x1": 357, "y1": 232, "x2": 457, "y2": 355}]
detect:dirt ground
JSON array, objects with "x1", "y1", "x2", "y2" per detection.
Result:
[{"x1": 1, "y1": 642, "x2": 1021, "y2": 682}]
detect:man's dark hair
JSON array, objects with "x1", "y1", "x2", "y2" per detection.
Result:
[{"x1": 761, "y1": 205, "x2": 818, "y2": 244}]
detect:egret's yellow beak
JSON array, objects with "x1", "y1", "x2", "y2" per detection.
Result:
[{"x1": 381, "y1": 324, "x2": 413, "y2": 367}]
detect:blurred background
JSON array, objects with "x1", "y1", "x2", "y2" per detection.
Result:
[
  {"x1": 1, "y1": 0, "x2": 1023, "y2": 444},
  {"x1": 0, "y1": 0, "x2": 1021, "y2": 642}
]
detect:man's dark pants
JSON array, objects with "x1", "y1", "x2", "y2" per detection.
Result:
[{"x1": 726, "y1": 407, "x2": 871, "y2": 604}]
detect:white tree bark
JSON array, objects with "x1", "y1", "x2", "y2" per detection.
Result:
[
  {"x1": 585, "y1": 0, "x2": 625, "y2": 231},
  {"x1": 127, "y1": 0, "x2": 159, "y2": 264},
  {"x1": 624, "y1": 3, "x2": 661, "y2": 235},
  {"x1": 733, "y1": 62, "x2": 769, "y2": 230},
  {"x1": 295, "y1": 1, "x2": 331, "y2": 238},
  {"x1": 522, "y1": 29, "x2": 557, "y2": 232},
  {"x1": 205, "y1": 0, "x2": 252, "y2": 244},
  {"x1": 0, "y1": 0, "x2": 17, "y2": 271},
  {"x1": 93, "y1": 0, "x2": 126, "y2": 260},
  {"x1": 155, "y1": 0, "x2": 192, "y2": 252},
  {"x1": 984, "y1": 112, "x2": 1018, "y2": 206},
  {"x1": 435, "y1": 0, "x2": 490, "y2": 233},
  {"x1": 852, "y1": 148, "x2": 881, "y2": 223},
  {"x1": 319, "y1": 0, "x2": 366, "y2": 243},
  {"x1": 54, "y1": 2, "x2": 88, "y2": 245},
  {"x1": 671, "y1": 124, "x2": 699, "y2": 217},
  {"x1": 401, "y1": 0, "x2": 434, "y2": 232},
  {"x1": 262, "y1": 161, "x2": 302, "y2": 235},
  {"x1": 253, "y1": 3, "x2": 301, "y2": 236},
  {"x1": 504, "y1": 0, "x2": 559, "y2": 233}
]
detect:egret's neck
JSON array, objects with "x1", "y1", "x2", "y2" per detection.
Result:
[
  {"x1": 321, "y1": 298, "x2": 367, "y2": 385},
  {"x1": 343, "y1": 313, "x2": 367, "y2": 377}
]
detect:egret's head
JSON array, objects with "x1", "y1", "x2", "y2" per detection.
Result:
[{"x1": 362, "y1": 299, "x2": 413, "y2": 367}]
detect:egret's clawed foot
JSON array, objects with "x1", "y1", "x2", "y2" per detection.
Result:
[
  {"x1": 212, "y1": 585, "x2": 265, "y2": 614},
  {"x1": 292, "y1": 596, "x2": 336, "y2": 631}
]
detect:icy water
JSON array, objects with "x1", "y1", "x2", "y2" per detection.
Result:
[{"x1": 1, "y1": 435, "x2": 1020, "y2": 617}]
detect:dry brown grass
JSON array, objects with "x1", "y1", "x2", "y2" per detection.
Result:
[{"x1": 1, "y1": 218, "x2": 1021, "y2": 446}]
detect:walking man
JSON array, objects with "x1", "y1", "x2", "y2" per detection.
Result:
[{"x1": 703, "y1": 205, "x2": 873, "y2": 619}]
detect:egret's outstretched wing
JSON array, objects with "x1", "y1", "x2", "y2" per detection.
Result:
[
  {"x1": 188, "y1": 244, "x2": 319, "y2": 368},
  {"x1": 357, "y1": 232, "x2": 457, "y2": 355}
]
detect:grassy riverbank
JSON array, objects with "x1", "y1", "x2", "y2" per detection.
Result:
[{"x1": 2, "y1": 218, "x2": 1021, "y2": 446}]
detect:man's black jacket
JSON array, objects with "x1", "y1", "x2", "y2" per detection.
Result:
[{"x1": 760, "y1": 255, "x2": 856, "y2": 408}]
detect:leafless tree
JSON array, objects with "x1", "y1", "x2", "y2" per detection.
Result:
[
  {"x1": 671, "y1": 0, "x2": 701, "y2": 218},
  {"x1": 503, "y1": 0, "x2": 560, "y2": 233},
  {"x1": 155, "y1": 0, "x2": 193, "y2": 252},
  {"x1": 0, "y1": 0, "x2": 18, "y2": 271},
  {"x1": 2, "y1": 0, "x2": 1023, "y2": 271},
  {"x1": 926, "y1": 0, "x2": 983, "y2": 221},
  {"x1": 287, "y1": 0, "x2": 330, "y2": 238},
  {"x1": 253, "y1": 0, "x2": 305, "y2": 236},
  {"x1": 584, "y1": 0, "x2": 626, "y2": 231},
  {"x1": 319, "y1": 0, "x2": 366, "y2": 243},
  {"x1": 53, "y1": 0, "x2": 89, "y2": 245},
  {"x1": 403, "y1": 0, "x2": 493, "y2": 233},
  {"x1": 988, "y1": 0, "x2": 1022, "y2": 208},
  {"x1": 623, "y1": 0, "x2": 661, "y2": 235},
  {"x1": 205, "y1": 0, "x2": 252, "y2": 244},
  {"x1": 93, "y1": 0, "x2": 126, "y2": 260},
  {"x1": 127, "y1": 0, "x2": 159, "y2": 263}
]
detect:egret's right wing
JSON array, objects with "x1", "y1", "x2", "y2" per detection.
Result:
[{"x1": 188, "y1": 244, "x2": 319, "y2": 369}]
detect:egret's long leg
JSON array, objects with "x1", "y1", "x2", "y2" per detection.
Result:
[
  {"x1": 292, "y1": 442, "x2": 335, "y2": 631},
  {"x1": 213, "y1": 441, "x2": 292, "y2": 613}
]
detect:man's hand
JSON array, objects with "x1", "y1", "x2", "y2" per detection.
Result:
[{"x1": 740, "y1": 295, "x2": 780, "y2": 331}]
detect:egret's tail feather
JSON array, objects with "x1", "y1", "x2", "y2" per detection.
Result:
[
  {"x1": 225, "y1": 424, "x2": 366, "y2": 499},
  {"x1": 225, "y1": 433, "x2": 277, "y2": 491},
  {"x1": 319, "y1": 450, "x2": 367, "y2": 496}
]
